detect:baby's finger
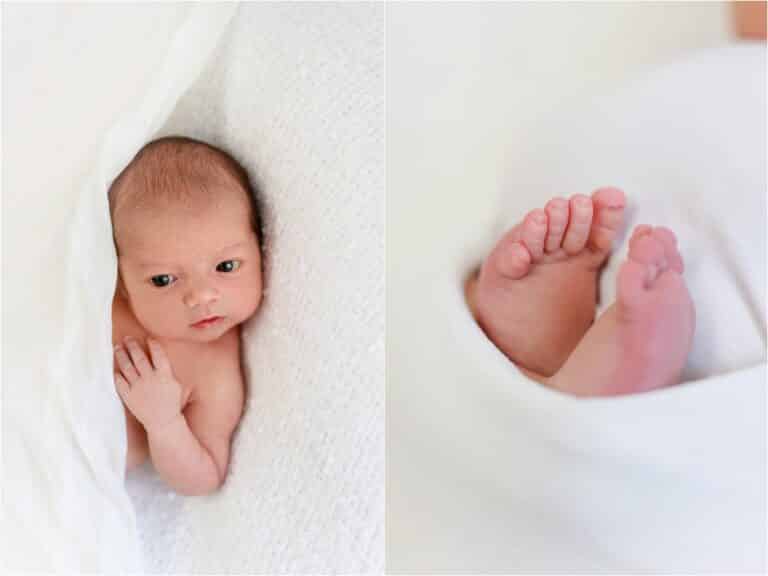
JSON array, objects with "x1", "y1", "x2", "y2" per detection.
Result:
[
  {"x1": 124, "y1": 337, "x2": 152, "y2": 378},
  {"x1": 146, "y1": 338, "x2": 171, "y2": 373},
  {"x1": 114, "y1": 346, "x2": 139, "y2": 382},
  {"x1": 114, "y1": 372, "x2": 131, "y2": 401}
]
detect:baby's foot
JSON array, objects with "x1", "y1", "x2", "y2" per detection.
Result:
[
  {"x1": 466, "y1": 187, "x2": 626, "y2": 376},
  {"x1": 550, "y1": 226, "x2": 695, "y2": 396}
]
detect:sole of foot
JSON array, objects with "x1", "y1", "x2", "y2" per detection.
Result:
[
  {"x1": 467, "y1": 187, "x2": 626, "y2": 377},
  {"x1": 549, "y1": 225, "x2": 695, "y2": 396}
]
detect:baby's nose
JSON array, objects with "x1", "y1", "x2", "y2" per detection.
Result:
[{"x1": 183, "y1": 285, "x2": 220, "y2": 308}]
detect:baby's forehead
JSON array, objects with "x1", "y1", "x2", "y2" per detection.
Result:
[
  {"x1": 118, "y1": 210, "x2": 256, "y2": 264},
  {"x1": 115, "y1": 189, "x2": 253, "y2": 248},
  {"x1": 129, "y1": 237, "x2": 254, "y2": 267}
]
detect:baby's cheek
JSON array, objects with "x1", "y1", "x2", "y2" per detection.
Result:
[
  {"x1": 244, "y1": 277, "x2": 264, "y2": 317},
  {"x1": 139, "y1": 298, "x2": 179, "y2": 333}
]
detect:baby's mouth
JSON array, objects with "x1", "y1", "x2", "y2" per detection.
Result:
[{"x1": 191, "y1": 315, "x2": 223, "y2": 329}]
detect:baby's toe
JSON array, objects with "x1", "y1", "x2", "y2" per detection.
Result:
[
  {"x1": 592, "y1": 186, "x2": 626, "y2": 210},
  {"x1": 544, "y1": 197, "x2": 569, "y2": 253},
  {"x1": 588, "y1": 187, "x2": 626, "y2": 254},
  {"x1": 483, "y1": 226, "x2": 532, "y2": 281},
  {"x1": 630, "y1": 224, "x2": 653, "y2": 243},
  {"x1": 521, "y1": 209, "x2": 548, "y2": 261},
  {"x1": 652, "y1": 266, "x2": 686, "y2": 296},
  {"x1": 496, "y1": 241, "x2": 532, "y2": 279},
  {"x1": 627, "y1": 231, "x2": 668, "y2": 287},
  {"x1": 651, "y1": 227, "x2": 684, "y2": 273},
  {"x1": 562, "y1": 195, "x2": 593, "y2": 254}
]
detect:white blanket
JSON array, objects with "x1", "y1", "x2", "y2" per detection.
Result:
[
  {"x1": 5, "y1": 3, "x2": 383, "y2": 573},
  {"x1": 390, "y1": 44, "x2": 766, "y2": 572}
]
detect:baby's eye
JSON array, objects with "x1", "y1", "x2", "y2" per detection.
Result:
[
  {"x1": 216, "y1": 260, "x2": 241, "y2": 273},
  {"x1": 150, "y1": 274, "x2": 176, "y2": 288}
]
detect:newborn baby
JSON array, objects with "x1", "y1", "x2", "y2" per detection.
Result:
[
  {"x1": 110, "y1": 136, "x2": 263, "y2": 495},
  {"x1": 466, "y1": 188, "x2": 696, "y2": 396}
]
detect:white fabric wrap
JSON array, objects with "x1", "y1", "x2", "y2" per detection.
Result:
[{"x1": 394, "y1": 45, "x2": 765, "y2": 572}]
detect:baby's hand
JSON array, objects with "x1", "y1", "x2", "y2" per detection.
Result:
[{"x1": 114, "y1": 337, "x2": 183, "y2": 433}]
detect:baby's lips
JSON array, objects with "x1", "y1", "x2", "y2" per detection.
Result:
[{"x1": 190, "y1": 314, "x2": 223, "y2": 326}]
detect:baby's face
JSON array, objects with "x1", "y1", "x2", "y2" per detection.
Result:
[{"x1": 116, "y1": 190, "x2": 263, "y2": 343}]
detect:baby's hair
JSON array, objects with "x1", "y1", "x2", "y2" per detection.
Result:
[{"x1": 108, "y1": 135, "x2": 263, "y2": 249}]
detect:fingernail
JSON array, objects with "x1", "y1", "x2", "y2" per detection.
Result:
[{"x1": 114, "y1": 345, "x2": 122, "y2": 352}]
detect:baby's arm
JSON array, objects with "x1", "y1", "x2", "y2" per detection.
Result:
[
  {"x1": 146, "y1": 369, "x2": 243, "y2": 496},
  {"x1": 145, "y1": 413, "x2": 224, "y2": 496},
  {"x1": 182, "y1": 376, "x2": 244, "y2": 487}
]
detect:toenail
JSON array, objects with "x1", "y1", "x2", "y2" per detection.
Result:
[{"x1": 533, "y1": 213, "x2": 546, "y2": 224}]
